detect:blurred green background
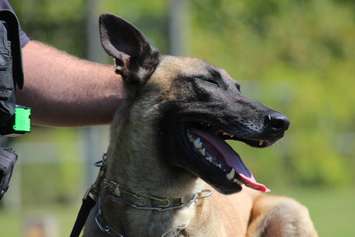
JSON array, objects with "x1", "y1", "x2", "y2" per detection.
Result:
[{"x1": 1, "y1": 0, "x2": 354, "y2": 236}]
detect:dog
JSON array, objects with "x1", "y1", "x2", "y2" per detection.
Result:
[{"x1": 82, "y1": 14, "x2": 318, "y2": 237}]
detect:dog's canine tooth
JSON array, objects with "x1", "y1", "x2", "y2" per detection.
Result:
[
  {"x1": 194, "y1": 138, "x2": 203, "y2": 149},
  {"x1": 222, "y1": 131, "x2": 234, "y2": 138},
  {"x1": 226, "y1": 169, "x2": 235, "y2": 180},
  {"x1": 187, "y1": 131, "x2": 195, "y2": 141},
  {"x1": 258, "y1": 140, "x2": 264, "y2": 146},
  {"x1": 200, "y1": 148, "x2": 206, "y2": 156}
]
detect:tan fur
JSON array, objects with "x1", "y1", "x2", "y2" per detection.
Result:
[
  {"x1": 189, "y1": 188, "x2": 318, "y2": 237},
  {"x1": 85, "y1": 55, "x2": 318, "y2": 237}
]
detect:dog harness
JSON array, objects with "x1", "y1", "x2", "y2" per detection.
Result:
[{"x1": 70, "y1": 154, "x2": 212, "y2": 237}]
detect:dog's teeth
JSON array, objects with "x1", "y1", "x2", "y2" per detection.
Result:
[
  {"x1": 258, "y1": 140, "x2": 264, "y2": 146},
  {"x1": 226, "y1": 169, "x2": 235, "y2": 180},
  {"x1": 233, "y1": 178, "x2": 241, "y2": 184},
  {"x1": 194, "y1": 138, "x2": 203, "y2": 149},
  {"x1": 206, "y1": 156, "x2": 213, "y2": 162},
  {"x1": 187, "y1": 132, "x2": 194, "y2": 142},
  {"x1": 200, "y1": 148, "x2": 206, "y2": 156},
  {"x1": 222, "y1": 131, "x2": 234, "y2": 138}
]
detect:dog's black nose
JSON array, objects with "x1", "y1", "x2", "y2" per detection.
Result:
[{"x1": 265, "y1": 112, "x2": 290, "y2": 132}]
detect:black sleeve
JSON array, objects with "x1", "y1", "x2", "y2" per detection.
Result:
[{"x1": 0, "y1": 0, "x2": 30, "y2": 47}]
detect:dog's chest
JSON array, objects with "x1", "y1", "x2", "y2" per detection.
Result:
[{"x1": 172, "y1": 204, "x2": 196, "y2": 228}]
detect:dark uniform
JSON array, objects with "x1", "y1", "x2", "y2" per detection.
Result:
[
  {"x1": 0, "y1": 0, "x2": 29, "y2": 47},
  {"x1": 0, "y1": 0, "x2": 30, "y2": 199}
]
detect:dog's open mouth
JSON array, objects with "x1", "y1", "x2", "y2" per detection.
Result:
[{"x1": 185, "y1": 127, "x2": 271, "y2": 193}]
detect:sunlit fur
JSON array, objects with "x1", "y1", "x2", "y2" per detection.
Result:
[{"x1": 83, "y1": 56, "x2": 317, "y2": 237}]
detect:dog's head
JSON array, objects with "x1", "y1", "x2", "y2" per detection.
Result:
[{"x1": 100, "y1": 14, "x2": 289, "y2": 194}]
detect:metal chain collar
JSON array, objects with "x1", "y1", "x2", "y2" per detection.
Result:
[
  {"x1": 102, "y1": 178, "x2": 212, "y2": 212},
  {"x1": 93, "y1": 154, "x2": 212, "y2": 237}
]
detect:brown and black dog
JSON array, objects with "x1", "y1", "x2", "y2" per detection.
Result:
[{"x1": 83, "y1": 14, "x2": 318, "y2": 237}]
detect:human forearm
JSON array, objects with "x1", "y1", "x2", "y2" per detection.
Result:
[{"x1": 17, "y1": 41, "x2": 125, "y2": 126}]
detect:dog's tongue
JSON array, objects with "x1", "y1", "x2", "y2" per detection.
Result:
[{"x1": 191, "y1": 129, "x2": 270, "y2": 193}]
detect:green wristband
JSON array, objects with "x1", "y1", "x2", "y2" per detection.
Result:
[{"x1": 13, "y1": 106, "x2": 31, "y2": 133}]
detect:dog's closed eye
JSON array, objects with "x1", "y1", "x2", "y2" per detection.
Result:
[{"x1": 194, "y1": 76, "x2": 220, "y2": 87}]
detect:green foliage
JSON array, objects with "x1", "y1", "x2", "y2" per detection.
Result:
[
  {"x1": 12, "y1": 0, "x2": 87, "y2": 57},
  {"x1": 189, "y1": 0, "x2": 355, "y2": 187},
  {"x1": 99, "y1": 0, "x2": 169, "y2": 53},
  {"x1": 14, "y1": 128, "x2": 84, "y2": 206}
]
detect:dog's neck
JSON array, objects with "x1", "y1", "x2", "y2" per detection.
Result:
[
  {"x1": 98, "y1": 101, "x2": 205, "y2": 236},
  {"x1": 107, "y1": 109, "x2": 201, "y2": 196}
]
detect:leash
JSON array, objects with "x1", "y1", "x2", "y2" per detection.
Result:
[
  {"x1": 70, "y1": 154, "x2": 212, "y2": 237},
  {"x1": 70, "y1": 186, "x2": 98, "y2": 237},
  {"x1": 70, "y1": 155, "x2": 107, "y2": 237}
]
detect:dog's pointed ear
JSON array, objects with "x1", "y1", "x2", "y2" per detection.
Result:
[{"x1": 99, "y1": 14, "x2": 159, "y2": 84}]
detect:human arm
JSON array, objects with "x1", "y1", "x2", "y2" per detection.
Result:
[{"x1": 16, "y1": 40, "x2": 125, "y2": 126}]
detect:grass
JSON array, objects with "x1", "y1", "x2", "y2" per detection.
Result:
[
  {"x1": 271, "y1": 187, "x2": 355, "y2": 237},
  {"x1": 0, "y1": 204, "x2": 79, "y2": 236},
  {"x1": 0, "y1": 188, "x2": 354, "y2": 236}
]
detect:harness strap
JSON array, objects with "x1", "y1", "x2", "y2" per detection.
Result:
[
  {"x1": 70, "y1": 187, "x2": 97, "y2": 237},
  {"x1": 70, "y1": 154, "x2": 108, "y2": 237}
]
